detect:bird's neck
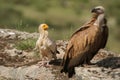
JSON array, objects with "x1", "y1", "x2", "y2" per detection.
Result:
[
  {"x1": 93, "y1": 14, "x2": 105, "y2": 27},
  {"x1": 39, "y1": 30, "x2": 48, "y2": 39},
  {"x1": 87, "y1": 13, "x2": 98, "y2": 25}
]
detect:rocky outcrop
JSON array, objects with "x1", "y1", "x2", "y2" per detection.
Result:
[
  {"x1": 75, "y1": 49, "x2": 120, "y2": 80},
  {"x1": 0, "y1": 29, "x2": 39, "y2": 40},
  {"x1": 0, "y1": 29, "x2": 119, "y2": 80}
]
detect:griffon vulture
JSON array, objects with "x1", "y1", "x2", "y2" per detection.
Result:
[
  {"x1": 61, "y1": 6, "x2": 109, "y2": 78},
  {"x1": 35, "y1": 23, "x2": 58, "y2": 66}
]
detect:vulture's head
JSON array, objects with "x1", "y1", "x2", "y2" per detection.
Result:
[
  {"x1": 38, "y1": 23, "x2": 49, "y2": 33},
  {"x1": 91, "y1": 6, "x2": 105, "y2": 14}
]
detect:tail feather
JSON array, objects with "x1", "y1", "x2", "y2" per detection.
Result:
[
  {"x1": 61, "y1": 56, "x2": 69, "y2": 73},
  {"x1": 68, "y1": 67, "x2": 75, "y2": 78},
  {"x1": 61, "y1": 56, "x2": 75, "y2": 78},
  {"x1": 61, "y1": 44, "x2": 75, "y2": 77}
]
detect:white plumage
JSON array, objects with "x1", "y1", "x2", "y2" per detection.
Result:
[{"x1": 35, "y1": 23, "x2": 57, "y2": 60}]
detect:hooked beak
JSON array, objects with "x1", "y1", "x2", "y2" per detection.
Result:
[
  {"x1": 91, "y1": 8, "x2": 96, "y2": 13},
  {"x1": 43, "y1": 25, "x2": 49, "y2": 30}
]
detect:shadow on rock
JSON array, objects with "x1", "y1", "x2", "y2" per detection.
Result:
[
  {"x1": 49, "y1": 59, "x2": 62, "y2": 66},
  {"x1": 96, "y1": 57, "x2": 120, "y2": 69}
]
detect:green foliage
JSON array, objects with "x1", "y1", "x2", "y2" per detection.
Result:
[
  {"x1": 0, "y1": 0, "x2": 120, "y2": 53},
  {"x1": 0, "y1": 7, "x2": 22, "y2": 27},
  {"x1": 15, "y1": 39, "x2": 36, "y2": 50}
]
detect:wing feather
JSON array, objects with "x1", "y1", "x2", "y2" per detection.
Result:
[
  {"x1": 101, "y1": 19, "x2": 109, "y2": 48},
  {"x1": 71, "y1": 26, "x2": 89, "y2": 38}
]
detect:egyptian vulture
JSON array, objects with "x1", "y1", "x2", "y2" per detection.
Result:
[
  {"x1": 35, "y1": 23, "x2": 58, "y2": 65},
  {"x1": 61, "y1": 6, "x2": 109, "y2": 78}
]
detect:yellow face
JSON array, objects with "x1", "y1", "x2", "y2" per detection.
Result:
[{"x1": 42, "y1": 24, "x2": 49, "y2": 30}]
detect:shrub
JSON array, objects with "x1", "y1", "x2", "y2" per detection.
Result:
[{"x1": 15, "y1": 39, "x2": 36, "y2": 51}]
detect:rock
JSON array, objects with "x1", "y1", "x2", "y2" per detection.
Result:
[
  {"x1": 75, "y1": 67, "x2": 120, "y2": 80},
  {"x1": 0, "y1": 29, "x2": 39, "y2": 40},
  {"x1": 4, "y1": 48, "x2": 23, "y2": 57},
  {"x1": 0, "y1": 65, "x2": 55, "y2": 80},
  {"x1": 56, "y1": 40, "x2": 68, "y2": 59},
  {"x1": 0, "y1": 29, "x2": 16, "y2": 39},
  {"x1": 0, "y1": 28, "x2": 120, "y2": 80}
]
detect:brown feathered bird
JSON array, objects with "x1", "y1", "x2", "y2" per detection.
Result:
[{"x1": 61, "y1": 6, "x2": 109, "y2": 78}]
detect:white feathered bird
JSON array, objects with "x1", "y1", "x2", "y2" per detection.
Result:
[{"x1": 35, "y1": 24, "x2": 58, "y2": 63}]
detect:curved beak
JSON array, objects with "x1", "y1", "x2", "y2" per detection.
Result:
[{"x1": 43, "y1": 25, "x2": 49, "y2": 30}]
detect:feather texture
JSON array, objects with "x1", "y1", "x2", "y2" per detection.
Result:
[
  {"x1": 61, "y1": 6, "x2": 109, "y2": 78},
  {"x1": 35, "y1": 24, "x2": 57, "y2": 60}
]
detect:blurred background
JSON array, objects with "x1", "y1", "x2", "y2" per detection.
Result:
[{"x1": 0, "y1": 0, "x2": 119, "y2": 53}]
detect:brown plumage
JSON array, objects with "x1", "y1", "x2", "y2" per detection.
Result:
[{"x1": 61, "y1": 6, "x2": 109, "y2": 78}]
